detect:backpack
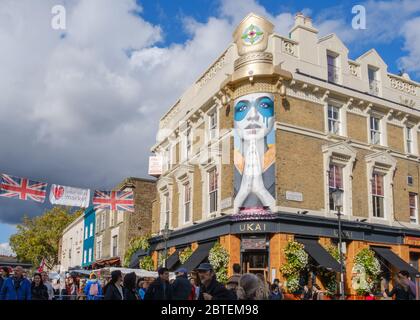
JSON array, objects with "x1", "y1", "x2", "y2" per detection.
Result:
[{"x1": 89, "y1": 282, "x2": 99, "y2": 296}]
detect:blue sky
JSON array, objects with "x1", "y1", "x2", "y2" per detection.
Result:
[{"x1": 0, "y1": 0, "x2": 419, "y2": 254}]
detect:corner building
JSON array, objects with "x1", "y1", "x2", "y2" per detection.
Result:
[{"x1": 144, "y1": 13, "x2": 420, "y2": 295}]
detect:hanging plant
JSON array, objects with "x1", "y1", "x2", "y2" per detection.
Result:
[
  {"x1": 352, "y1": 248, "x2": 381, "y2": 295},
  {"x1": 139, "y1": 256, "x2": 154, "y2": 271},
  {"x1": 179, "y1": 247, "x2": 193, "y2": 264},
  {"x1": 209, "y1": 242, "x2": 230, "y2": 284},
  {"x1": 280, "y1": 240, "x2": 308, "y2": 293},
  {"x1": 122, "y1": 234, "x2": 151, "y2": 267},
  {"x1": 158, "y1": 251, "x2": 169, "y2": 267},
  {"x1": 318, "y1": 244, "x2": 344, "y2": 296}
]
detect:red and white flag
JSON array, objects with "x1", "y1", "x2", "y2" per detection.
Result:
[
  {"x1": 0, "y1": 173, "x2": 47, "y2": 203},
  {"x1": 49, "y1": 184, "x2": 90, "y2": 208},
  {"x1": 38, "y1": 258, "x2": 46, "y2": 273},
  {"x1": 92, "y1": 190, "x2": 134, "y2": 212}
]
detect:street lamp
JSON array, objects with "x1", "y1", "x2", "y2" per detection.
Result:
[
  {"x1": 162, "y1": 222, "x2": 172, "y2": 268},
  {"x1": 331, "y1": 188, "x2": 345, "y2": 300}
]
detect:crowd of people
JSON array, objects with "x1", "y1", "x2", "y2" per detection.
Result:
[{"x1": 0, "y1": 264, "x2": 417, "y2": 300}]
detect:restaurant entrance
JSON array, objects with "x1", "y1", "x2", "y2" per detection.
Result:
[{"x1": 241, "y1": 236, "x2": 269, "y2": 281}]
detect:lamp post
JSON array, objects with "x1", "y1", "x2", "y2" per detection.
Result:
[
  {"x1": 331, "y1": 188, "x2": 345, "y2": 300},
  {"x1": 162, "y1": 222, "x2": 171, "y2": 268}
]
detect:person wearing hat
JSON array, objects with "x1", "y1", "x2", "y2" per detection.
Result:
[
  {"x1": 196, "y1": 263, "x2": 236, "y2": 300},
  {"x1": 171, "y1": 267, "x2": 192, "y2": 300},
  {"x1": 84, "y1": 273, "x2": 103, "y2": 300},
  {"x1": 144, "y1": 267, "x2": 173, "y2": 300}
]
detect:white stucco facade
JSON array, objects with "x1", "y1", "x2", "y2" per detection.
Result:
[{"x1": 59, "y1": 214, "x2": 84, "y2": 272}]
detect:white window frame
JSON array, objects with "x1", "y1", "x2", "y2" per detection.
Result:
[
  {"x1": 89, "y1": 222, "x2": 93, "y2": 237},
  {"x1": 323, "y1": 142, "x2": 356, "y2": 217},
  {"x1": 369, "y1": 115, "x2": 381, "y2": 145},
  {"x1": 409, "y1": 193, "x2": 418, "y2": 224},
  {"x1": 368, "y1": 66, "x2": 380, "y2": 96},
  {"x1": 366, "y1": 152, "x2": 396, "y2": 222},
  {"x1": 327, "y1": 51, "x2": 340, "y2": 84},
  {"x1": 371, "y1": 172, "x2": 385, "y2": 219},
  {"x1": 183, "y1": 182, "x2": 192, "y2": 224},
  {"x1": 88, "y1": 248, "x2": 92, "y2": 263},
  {"x1": 112, "y1": 235, "x2": 118, "y2": 257},
  {"x1": 208, "y1": 167, "x2": 219, "y2": 215},
  {"x1": 96, "y1": 240, "x2": 102, "y2": 260},
  {"x1": 84, "y1": 227, "x2": 88, "y2": 240},
  {"x1": 208, "y1": 107, "x2": 219, "y2": 142},
  {"x1": 101, "y1": 212, "x2": 106, "y2": 231},
  {"x1": 83, "y1": 250, "x2": 87, "y2": 264}
]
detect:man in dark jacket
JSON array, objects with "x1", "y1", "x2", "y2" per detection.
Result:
[
  {"x1": 144, "y1": 267, "x2": 172, "y2": 300},
  {"x1": 0, "y1": 266, "x2": 31, "y2": 300},
  {"x1": 196, "y1": 263, "x2": 236, "y2": 300},
  {"x1": 171, "y1": 268, "x2": 192, "y2": 300}
]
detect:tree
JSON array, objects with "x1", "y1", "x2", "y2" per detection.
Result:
[{"x1": 9, "y1": 206, "x2": 82, "y2": 270}]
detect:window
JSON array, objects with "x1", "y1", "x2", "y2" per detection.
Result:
[
  {"x1": 164, "y1": 193, "x2": 170, "y2": 227},
  {"x1": 328, "y1": 105, "x2": 341, "y2": 135},
  {"x1": 84, "y1": 227, "x2": 88, "y2": 240},
  {"x1": 209, "y1": 168, "x2": 218, "y2": 213},
  {"x1": 69, "y1": 238, "x2": 72, "y2": 259},
  {"x1": 163, "y1": 146, "x2": 170, "y2": 171},
  {"x1": 88, "y1": 248, "x2": 92, "y2": 263},
  {"x1": 101, "y1": 212, "x2": 106, "y2": 231},
  {"x1": 89, "y1": 222, "x2": 93, "y2": 237},
  {"x1": 112, "y1": 235, "x2": 118, "y2": 257},
  {"x1": 372, "y1": 173, "x2": 385, "y2": 218},
  {"x1": 96, "y1": 241, "x2": 102, "y2": 259},
  {"x1": 209, "y1": 111, "x2": 218, "y2": 140},
  {"x1": 327, "y1": 53, "x2": 339, "y2": 83},
  {"x1": 184, "y1": 182, "x2": 191, "y2": 223},
  {"x1": 368, "y1": 67, "x2": 379, "y2": 96},
  {"x1": 406, "y1": 127, "x2": 413, "y2": 154},
  {"x1": 83, "y1": 250, "x2": 87, "y2": 264},
  {"x1": 408, "y1": 175, "x2": 414, "y2": 186},
  {"x1": 329, "y1": 165, "x2": 344, "y2": 211},
  {"x1": 409, "y1": 193, "x2": 418, "y2": 224},
  {"x1": 110, "y1": 210, "x2": 116, "y2": 227},
  {"x1": 370, "y1": 116, "x2": 381, "y2": 145}
]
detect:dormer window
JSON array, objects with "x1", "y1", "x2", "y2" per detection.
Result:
[
  {"x1": 327, "y1": 52, "x2": 339, "y2": 83},
  {"x1": 368, "y1": 66, "x2": 380, "y2": 96}
]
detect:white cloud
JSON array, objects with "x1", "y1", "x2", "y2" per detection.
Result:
[
  {"x1": 0, "y1": 243, "x2": 14, "y2": 256},
  {"x1": 399, "y1": 17, "x2": 420, "y2": 75}
]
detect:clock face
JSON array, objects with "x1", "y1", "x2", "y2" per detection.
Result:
[{"x1": 241, "y1": 24, "x2": 264, "y2": 45}]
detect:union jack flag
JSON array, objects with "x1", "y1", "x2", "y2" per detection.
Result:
[
  {"x1": 0, "y1": 173, "x2": 48, "y2": 203},
  {"x1": 92, "y1": 190, "x2": 134, "y2": 212}
]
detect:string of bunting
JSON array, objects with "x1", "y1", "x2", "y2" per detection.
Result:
[{"x1": 0, "y1": 173, "x2": 134, "y2": 212}]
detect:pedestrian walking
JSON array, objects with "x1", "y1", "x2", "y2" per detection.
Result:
[
  {"x1": 66, "y1": 275, "x2": 79, "y2": 300},
  {"x1": 41, "y1": 272, "x2": 54, "y2": 300},
  {"x1": 171, "y1": 268, "x2": 192, "y2": 300},
  {"x1": 226, "y1": 263, "x2": 241, "y2": 292},
  {"x1": 144, "y1": 267, "x2": 172, "y2": 300},
  {"x1": 123, "y1": 272, "x2": 139, "y2": 300},
  {"x1": 0, "y1": 267, "x2": 10, "y2": 293},
  {"x1": 31, "y1": 273, "x2": 49, "y2": 300},
  {"x1": 236, "y1": 273, "x2": 266, "y2": 300},
  {"x1": 104, "y1": 270, "x2": 124, "y2": 300},
  {"x1": 269, "y1": 284, "x2": 283, "y2": 300},
  {"x1": 0, "y1": 266, "x2": 31, "y2": 300},
  {"x1": 137, "y1": 279, "x2": 148, "y2": 300},
  {"x1": 189, "y1": 275, "x2": 200, "y2": 300},
  {"x1": 196, "y1": 263, "x2": 236, "y2": 300},
  {"x1": 84, "y1": 273, "x2": 103, "y2": 300},
  {"x1": 383, "y1": 271, "x2": 416, "y2": 300}
]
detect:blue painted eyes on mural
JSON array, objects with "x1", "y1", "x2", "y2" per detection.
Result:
[{"x1": 234, "y1": 97, "x2": 274, "y2": 121}]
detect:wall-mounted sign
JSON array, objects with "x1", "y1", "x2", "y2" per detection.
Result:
[
  {"x1": 232, "y1": 221, "x2": 276, "y2": 234},
  {"x1": 405, "y1": 236, "x2": 420, "y2": 247},
  {"x1": 241, "y1": 237, "x2": 267, "y2": 250},
  {"x1": 286, "y1": 191, "x2": 303, "y2": 202},
  {"x1": 148, "y1": 156, "x2": 162, "y2": 176},
  {"x1": 221, "y1": 197, "x2": 232, "y2": 210}
]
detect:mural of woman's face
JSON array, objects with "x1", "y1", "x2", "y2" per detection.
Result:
[{"x1": 234, "y1": 93, "x2": 275, "y2": 140}]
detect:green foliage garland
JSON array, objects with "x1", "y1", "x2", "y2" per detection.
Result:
[
  {"x1": 179, "y1": 247, "x2": 193, "y2": 264},
  {"x1": 352, "y1": 248, "x2": 381, "y2": 295},
  {"x1": 279, "y1": 240, "x2": 308, "y2": 293},
  {"x1": 208, "y1": 242, "x2": 230, "y2": 284},
  {"x1": 123, "y1": 234, "x2": 151, "y2": 267},
  {"x1": 139, "y1": 256, "x2": 154, "y2": 271}
]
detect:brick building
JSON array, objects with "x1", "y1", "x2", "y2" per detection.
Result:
[
  {"x1": 141, "y1": 12, "x2": 420, "y2": 295},
  {"x1": 93, "y1": 177, "x2": 156, "y2": 268}
]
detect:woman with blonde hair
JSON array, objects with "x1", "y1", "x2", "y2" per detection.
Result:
[{"x1": 236, "y1": 273, "x2": 266, "y2": 300}]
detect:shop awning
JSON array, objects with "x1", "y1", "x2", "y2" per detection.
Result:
[
  {"x1": 372, "y1": 247, "x2": 420, "y2": 276},
  {"x1": 180, "y1": 241, "x2": 216, "y2": 272},
  {"x1": 166, "y1": 248, "x2": 182, "y2": 271},
  {"x1": 129, "y1": 249, "x2": 148, "y2": 268},
  {"x1": 296, "y1": 238, "x2": 341, "y2": 272}
]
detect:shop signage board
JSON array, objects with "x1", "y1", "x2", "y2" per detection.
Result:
[
  {"x1": 405, "y1": 236, "x2": 420, "y2": 247},
  {"x1": 241, "y1": 237, "x2": 267, "y2": 250},
  {"x1": 148, "y1": 156, "x2": 162, "y2": 176},
  {"x1": 232, "y1": 221, "x2": 277, "y2": 234}
]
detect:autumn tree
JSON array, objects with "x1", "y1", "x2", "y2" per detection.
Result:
[{"x1": 9, "y1": 206, "x2": 82, "y2": 270}]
